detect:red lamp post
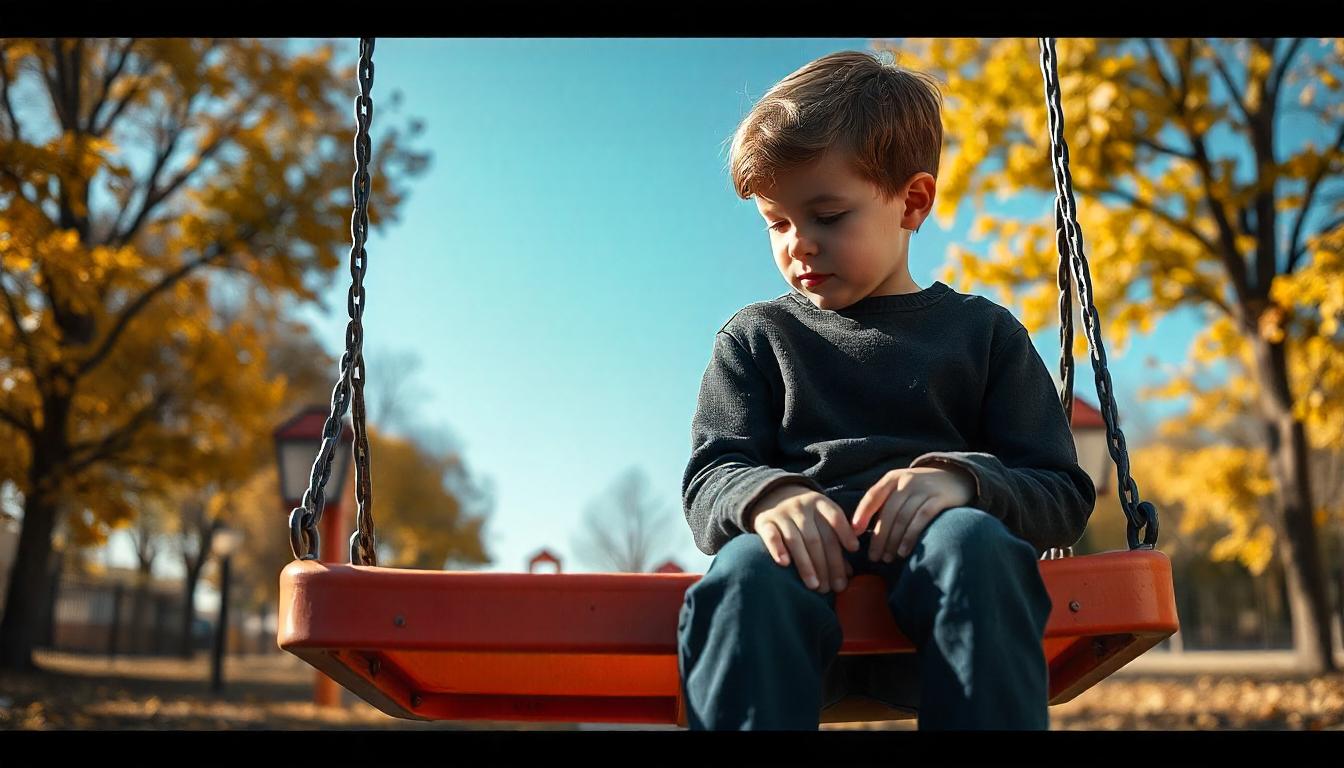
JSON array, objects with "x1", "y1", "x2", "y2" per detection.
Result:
[{"x1": 274, "y1": 405, "x2": 354, "y2": 708}]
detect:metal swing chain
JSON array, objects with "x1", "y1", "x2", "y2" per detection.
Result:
[
  {"x1": 287, "y1": 37, "x2": 379, "y2": 566},
  {"x1": 1038, "y1": 38, "x2": 1159, "y2": 550}
]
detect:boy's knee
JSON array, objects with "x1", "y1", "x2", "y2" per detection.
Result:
[
  {"x1": 681, "y1": 532, "x2": 835, "y2": 641},
  {"x1": 701, "y1": 533, "x2": 787, "y2": 587},
  {"x1": 899, "y1": 507, "x2": 1052, "y2": 629},
  {"x1": 922, "y1": 506, "x2": 1033, "y2": 564}
]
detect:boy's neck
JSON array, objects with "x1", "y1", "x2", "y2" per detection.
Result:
[{"x1": 867, "y1": 270, "x2": 923, "y2": 298}]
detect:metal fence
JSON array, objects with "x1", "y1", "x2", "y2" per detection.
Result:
[{"x1": 36, "y1": 574, "x2": 275, "y2": 657}]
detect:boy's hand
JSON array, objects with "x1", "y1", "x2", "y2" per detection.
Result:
[
  {"x1": 850, "y1": 466, "x2": 976, "y2": 563},
  {"x1": 748, "y1": 484, "x2": 859, "y2": 594}
]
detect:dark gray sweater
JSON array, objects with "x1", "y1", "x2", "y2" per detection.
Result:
[{"x1": 682, "y1": 280, "x2": 1095, "y2": 557}]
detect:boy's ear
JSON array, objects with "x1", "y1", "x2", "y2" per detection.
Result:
[{"x1": 900, "y1": 172, "x2": 937, "y2": 233}]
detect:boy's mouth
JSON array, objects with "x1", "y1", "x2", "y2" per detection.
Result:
[{"x1": 799, "y1": 274, "x2": 832, "y2": 288}]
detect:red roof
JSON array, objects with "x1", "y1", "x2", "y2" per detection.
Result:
[
  {"x1": 1070, "y1": 397, "x2": 1106, "y2": 430},
  {"x1": 274, "y1": 405, "x2": 354, "y2": 442},
  {"x1": 528, "y1": 549, "x2": 562, "y2": 573}
]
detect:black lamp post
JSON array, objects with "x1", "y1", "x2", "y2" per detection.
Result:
[
  {"x1": 209, "y1": 525, "x2": 243, "y2": 695},
  {"x1": 273, "y1": 406, "x2": 353, "y2": 560},
  {"x1": 273, "y1": 405, "x2": 353, "y2": 707}
]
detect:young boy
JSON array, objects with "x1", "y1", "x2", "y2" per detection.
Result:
[{"x1": 676, "y1": 50, "x2": 1096, "y2": 730}]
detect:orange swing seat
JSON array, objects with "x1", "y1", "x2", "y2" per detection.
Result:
[{"x1": 278, "y1": 549, "x2": 1177, "y2": 725}]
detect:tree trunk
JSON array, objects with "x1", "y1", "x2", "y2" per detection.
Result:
[
  {"x1": 177, "y1": 512, "x2": 216, "y2": 659},
  {"x1": 0, "y1": 390, "x2": 71, "y2": 672},
  {"x1": 130, "y1": 565, "x2": 151, "y2": 655},
  {"x1": 1252, "y1": 336, "x2": 1336, "y2": 673},
  {"x1": 0, "y1": 490, "x2": 59, "y2": 671},
  {"x1": 178, "y1": 564, "x2": 202, "y2": 659}
]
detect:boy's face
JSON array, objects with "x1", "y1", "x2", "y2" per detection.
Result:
[{"x1": 754, "y1": 149, "x2": 934, "y2": 311}]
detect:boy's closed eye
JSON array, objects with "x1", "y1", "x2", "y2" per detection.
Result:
[{"x1": 766, "y1": 212, "x2": 848, "y2": 232}]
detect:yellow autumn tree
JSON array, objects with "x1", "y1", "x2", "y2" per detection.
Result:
[
  {"x1": 885, "y1": 38, "x2": 1343, "y2": 672},
  {"x1": 363, "y1": 429, "x2": 493, "y2": 571},
  {"x1": 0, "y1": 38, "x2": 429, "y2": 670}
]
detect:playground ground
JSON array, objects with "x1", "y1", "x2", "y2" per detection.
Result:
[{"x1": 1, "y1": 648, "x2": 1342, "y2": 731}]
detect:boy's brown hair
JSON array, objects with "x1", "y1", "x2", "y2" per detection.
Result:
[{"x1": 728, "y1": 50, "x2": 944, "y2": 204}]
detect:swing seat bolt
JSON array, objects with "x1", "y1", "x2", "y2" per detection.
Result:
[
  {"x1": 394, "y1": 615, "x2": 405, "y2": 627},
  {"x1": 1069, "y1": 600, "x2": 1081, "y2": 612}
]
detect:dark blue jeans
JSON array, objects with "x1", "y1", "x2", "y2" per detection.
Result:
[{"x1": 676, "y1": 506, "x2": 1052, "y2": 730}]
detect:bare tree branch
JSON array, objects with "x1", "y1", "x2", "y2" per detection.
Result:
[
  {"x1": 90, "y1": 45, "x2": 153, "y2": 139},
  {"x1": 73, "y1": 244, "x2": 230, "y2": 379},
  {"x1": 0, "y1": 166, "x2": 38, "y2": 211},
  {"x1": 112, "y1": 112, "x2": 241, "y2": 249},
  {"x1": 1186, "y1": 136, "x2": 1254, "y2": 308},
  {"x1": 1269, "y1": 38, "x2": 1306, "y2": 104},
  {"x1": 0, "y1": 404, "x2": 35, "y2": 436},
  {"x1": 1286, "y1": 121, "x2": 1344, "y2": 274},
  {"x1": 129, "y1": 516, "x2": 159, "y2": 573},
  {"x1": 85, "y1": 38, "x2": 135, "y2": 136},
  {"x1": 112, "y1": 97, "x2": 196, "y2": 248},
  {"x1": 0, "y1": 271, "x2": 37, "y2": 369},
  {"x1": 1288, "y1": 214, "x2": 1344, "y2": 273},
  {"x1": 572, "y1": 468, "x2": 675, "y2": 573},
  {"x1": 1075, "y1": 182, "x2": 1219, "y2": 255},
  {"x1": 108, "y1": 41, "x2": 233, "y2": 248},
  {"x1": 45, "y1": 40, "x2": 93, "y2": 241},
  {"x1": 1249, "y1": 81, "x2": 1279, "y2": 298},
  {"x1": 367, "y1": 349, "x2": 426, "y2": 434},
  {"x1": 1161, "y1": 270, "x2": 1237, "y2": 319},
  {"x1": 66, "y1": 390, "x2": 172, "y2": 474},
  {"x1": 43, "y1": 40, "x2": 71, "y2": 130},
  {"x1": 0, "y1": 42, "x2": 25, "y2": 143},
  {"x1": 1204, "y1": 40, "x2": 1252, "y2": 126},
  {"x1": 69, "y1": 39, "x2": 85, "y2": 130},
  {"x1": 1140, "y1": 38, "x2": 1175, "y2": 96},
  {"x1": 1134, "y1": 136, "x2": 1197, "y2": 162},
  {"x1": 1161, "y1": 39, "x2": 1253, "y2": 310}
]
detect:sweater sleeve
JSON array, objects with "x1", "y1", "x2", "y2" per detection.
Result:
[
  {"x1": 909, "y1": 325, "x2": 1096, "y2": 553},
  {"x1": 682, "y1": 330, "x2": 825, "y2": 555}
]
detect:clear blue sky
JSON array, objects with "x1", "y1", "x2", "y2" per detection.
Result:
[{"x1": 99, "y1": 38, "x2": 1236, "y2": 590}]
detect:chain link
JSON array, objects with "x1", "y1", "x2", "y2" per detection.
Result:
[
  {"x1": 287, "y1": 38, "x2": 380, "y2": 565},
  {"x1": 1041, "y1": 547, "x2": 1074, "y2": 561},
  {"x1": 1039, "y1": 38, "x2": 1159, "y2": 550}
]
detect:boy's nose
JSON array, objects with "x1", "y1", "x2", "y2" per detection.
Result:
[{"x1": 788, "y1": 235, "x2": 818, "y2": 261}]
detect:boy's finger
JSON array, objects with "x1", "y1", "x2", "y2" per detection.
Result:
[
  {"x1": 814, "y1": 522, "x2": 847, "y2": 592},
  {"x1": 800, "y1": 515, "x2": 833, "y2": 593},
  {"x1": 869, "y1": 498, "x2": 898, "y2": 561},
  {"x1": 884, "y1": 495, "x2": 928, "y2": 562},
  {"x1": 896, "y1": 500, "x2": 939, "y2": 559},
  {"x1": 821, "y1": 500, "x2": 860, "y2": 552},
  {"x1": 758, "y1": 521, "x2": 789, "y2": 567},
  {"x1": 851, "y1": 472, "x2": 898, "y2": 534},
  {"x1": 779, "y1": 518, "x2": 820, "y2": 590}
]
